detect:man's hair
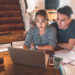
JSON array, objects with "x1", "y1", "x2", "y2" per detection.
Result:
[
  {"x1": 35, "y1": 10, "x2": 48, "y2": 21},
  {"x1": 57, "y1": 6, "x2": 73, "y2": 18}
]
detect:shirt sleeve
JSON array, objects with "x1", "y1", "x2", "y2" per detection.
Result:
[
  {"x1": 48, "y1": 26, "x2": 57, "y2": 47},
  {"x1": 69, "y1": 27, "x2": 75, "y2": 39},
  {"x1": 24, "y1": 28, "x2": 33, "y2": 48}
]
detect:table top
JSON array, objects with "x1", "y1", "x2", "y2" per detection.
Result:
[{"x1": 0, "y1": 52, "x2": 61, "y2": 75}]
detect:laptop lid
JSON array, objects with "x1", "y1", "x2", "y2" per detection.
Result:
[{"x1": 8, "y1": 47, "x2": 49, "y2": 68}]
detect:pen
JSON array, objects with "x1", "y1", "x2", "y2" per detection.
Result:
[{"x1": 59, "y1": 65, "x2": 63, "y2": 75}]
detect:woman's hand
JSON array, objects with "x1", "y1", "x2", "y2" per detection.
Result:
[
  {"x1": 23, "y1": 46, "x2": 29, "y2": 50},
  {"x1": 30, "y1": 43, "x2": 35, "y2": 49}
]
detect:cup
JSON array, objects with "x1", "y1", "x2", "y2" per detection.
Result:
[
  {"x1": 49, "y1": 57, "x2": 54, "y2": 65},
  {"x1": 53, "y1": 57, "x2": 63, "y2": 69},
  {"x1": 49, "y1": 57, "x2": 63, "y2": 69}
]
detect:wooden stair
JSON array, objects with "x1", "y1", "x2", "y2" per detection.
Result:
[{"x1": 0, "y1": 0, "x2": 25, "y2": 44}]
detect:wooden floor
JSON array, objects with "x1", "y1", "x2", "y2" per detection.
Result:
[{"x1": 0, "y1": 31, "x2": 25, "y2": 44}]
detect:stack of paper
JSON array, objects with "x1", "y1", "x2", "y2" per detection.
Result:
[
  {"x1": 0, "y1": 43, "x2": 11, "y2": 52},
  {"x1": 12, "y1": 41, "x2": 24, "y2": 48},
  {"x1": 54, "y1": 50, "x2": 75, "y2": 65}
]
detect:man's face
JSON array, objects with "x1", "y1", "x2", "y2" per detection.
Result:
[{"x1": 57, "y1": 13, "x2": 71, "y2": 30}]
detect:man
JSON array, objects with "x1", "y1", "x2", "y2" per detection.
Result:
[{"x1": 51, "y1": 6, "x2": 75, "y2": 50}]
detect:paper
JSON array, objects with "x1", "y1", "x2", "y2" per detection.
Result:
[
  {"x1": 12, "y1": 41, "x2": 24, "y2": 48},
  {"x1": 54, "y1": 49, "x2": 75, "y2": 65},
  {"x1": 0, "y1": 43, "x2": 11, "y2": 52}
]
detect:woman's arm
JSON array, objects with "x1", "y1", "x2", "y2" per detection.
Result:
[
  {"x1": 24, "y1": 28, "x2": 33, "y2": 49},
  {"x1": 37, "y1": 45, "x2": 54, "y2": 51},
  {"x1": 30, "y1": 44, "x2": 54, "y2": 51}
]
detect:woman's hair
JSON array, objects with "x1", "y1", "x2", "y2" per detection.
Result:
[
  {"x1": 35, "y1": 10, "x2": 48, "y2": 21},
  {"x1": 57, "y1": 6, "x2": 73, "y2": 18}
]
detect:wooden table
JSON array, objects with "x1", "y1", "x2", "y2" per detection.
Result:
[{"x1": 0, "y1": 52, "x2": 61, "y2": 75}]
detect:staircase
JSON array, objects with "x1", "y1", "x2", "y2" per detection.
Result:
[{"x1": 0, "y1": 0, "x2": 25, "y2": 43}]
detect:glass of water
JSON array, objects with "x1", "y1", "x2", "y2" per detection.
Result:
[{"x1": 53, "y1": 57, "x2": 63, "y2": 69}]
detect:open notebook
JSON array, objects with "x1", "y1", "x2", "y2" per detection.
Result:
[{"x1": 54, "y1": 49, "x2": 75, "y2": 65}]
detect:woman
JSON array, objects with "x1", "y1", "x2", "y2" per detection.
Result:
[{"x1": 24, "y1": 10, "x2": 56, "y2": 51}]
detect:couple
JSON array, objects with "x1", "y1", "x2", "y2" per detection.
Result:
[{"x1": 24, "y1": 6, "x2": 75, "y2": 51}]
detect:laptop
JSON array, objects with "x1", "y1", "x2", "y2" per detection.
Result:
[{"x1": 8, "y1": 47, "x2": 49, "y2": 68}]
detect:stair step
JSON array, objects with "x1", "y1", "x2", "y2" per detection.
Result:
[
  {"x1": 0, "y1": 1, "x2": 19, "y2": 4},
  {"x1": 0, "y1": 10, "x2": 21, "y2": 13},
  {"x1": 0, "y1": 13, "x2": 21, "y2": 17},
  {"x1": 0, "y1": 32, "x2": 11, "y2": 36},
  {"x1": 0, "y1": 0, "x2": 19, "y2": 2},
  {"x1": 0, "y1": 23, "x2": 24, "y2": 27},
  {"x1": 0, "y1": 19, "x2": 23, "y2": 24},
  {"x1": 0, "y1": 10, "x2": 21, "y2": 17},
  {"x1": 0, "y1": 17, "x2": 23, "y2": 21},
  {"x1": 0, "y1": 5, "x2": 20, "y2": 11},
  {"x1": 0, "y1": 23, "x2": 24, "y2": 31}
]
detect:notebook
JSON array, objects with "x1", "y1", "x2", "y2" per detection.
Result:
[
  {"x1": 54, "y1": 49, "x2": 75, "y2": 65},
  {"x1": 8, "y1": 47, "x2": 49, "y2": 68}
]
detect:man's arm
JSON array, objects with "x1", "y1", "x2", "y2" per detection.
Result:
[{"x1": 57, "y1": 39, "x2": 75, "y2": 50}]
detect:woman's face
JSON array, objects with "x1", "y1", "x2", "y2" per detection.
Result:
[{"x1": 35, "y1": 15, "x2": 48, "y2": 31}]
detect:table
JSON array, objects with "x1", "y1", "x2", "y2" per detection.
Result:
[{"x1": 0, "y1": 52, "x2": 61, "y2": 75}]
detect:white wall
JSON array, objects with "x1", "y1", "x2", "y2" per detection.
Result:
[
  {"x1": 60, "y1": 0, "x2": 75, "y2": 19},
  {"x1": 70, "y1": 0, "x2": 75, "y2": 18},
  {"x1": 27, "y1": 0, "x2": 45, "y2": 12}
]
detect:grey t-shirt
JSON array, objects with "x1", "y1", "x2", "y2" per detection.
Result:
[
  {"x1": 51, "y1": 19, "x2": 75, "y2": 43},
  {"x1": 24, "y1": 25, "x2": 56, "y2": 48}
]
